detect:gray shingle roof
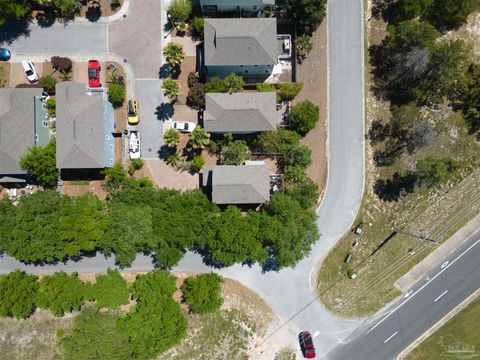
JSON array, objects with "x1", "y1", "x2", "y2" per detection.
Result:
[
  {"x1": 56, "y1": 82, "x2": 106, "y2": 169},
  {"x1": 0, "y1": 88, "x2": 42, "y2": 176},
  {"x1": 204, "y1": 92, "x2": 277, "y2": 133},
  {"x1": 204, "y1": 18, "x2": 277, "y2": 66},
  {"x1": 205, "y1": 164, "x2": 270, "y2": 204}
]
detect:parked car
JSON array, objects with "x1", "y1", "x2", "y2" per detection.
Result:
[
  {"x1": 88, "y1": 60, "x2": 101, "y2": 87},
  {"x1": 127, "y1": 99, "x2": 139, "y2": 125},
  {"x1": 0, "y1": 48, "x2": 11, "y2": 61},
  {"x1": 129, "y1": 131, "x2": 141, "y2": 159},
  {"x1": 21, "y1": 60, "x2": 39, "y2": 83},
  {"x1": 171, "y1": 121, "x2": 196, "y2": 133},
  {"x1": 299, "y1": 331, "x2": 316, "y2": 359}
]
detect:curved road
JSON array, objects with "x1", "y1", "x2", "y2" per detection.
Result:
[{"x1": 0, "y1": 0, "x2": 365, "y2": 356}]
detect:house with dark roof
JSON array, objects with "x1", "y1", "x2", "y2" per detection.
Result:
[
  {"x1": 199, "y1": 0, "x2": 274, "y2": 14},
  {"x1": 204, "y1": 18, "x2": 277, "y2": 81},
  {"x1": 204, "y1": 92, "x2": 278, "y2": 134},
  {"x1": 55, "y1": 82, "x2": 115, "y2": 173},
  {"x1": 0, "y1": 88, "x2": 49, "y2": 183},
  {"x1": 202, "y1": 164, "x2": 271, "y2": 205}
]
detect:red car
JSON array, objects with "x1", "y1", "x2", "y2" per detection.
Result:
[
  {"x1": 299, "y1": 331, "x2": 316, "y2": 358},
  {"x1": 88, "y1": 60, "x2": 101, "y2": 87}
]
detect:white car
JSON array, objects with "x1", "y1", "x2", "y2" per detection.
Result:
[
  {"x1": 129, "y1": 131, "x2": 141, "y2": 159},
  {"x1": 171, "y1": 121, "x2": 196, "y2": 133},
  {"x1": 22, "y1": 60, "x2": 39, "y2": 83}
]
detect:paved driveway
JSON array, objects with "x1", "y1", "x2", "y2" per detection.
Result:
[{"x1": 135, "y1": 79, "x2": 165, "y2": 158}]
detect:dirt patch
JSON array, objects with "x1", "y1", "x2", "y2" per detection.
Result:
[
  {"x1": 0, "y1": 62, "x2": 11, "y2": 88},
  {"x1": 296, "y1": 19, "x2": 328, "y2": 201},
  {"x1": 145, "y1": 159, "x2": 199, "y2": 190},
  {"x1": 63, "y1": 180, "x2": 107, "y2": 199},
  {"x1": 176, "y1": 57, "x2": 197, "y2": 105}
]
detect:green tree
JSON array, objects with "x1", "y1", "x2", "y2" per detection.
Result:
[
  {"x1": 223, "y1": 140, "x2": 251, "y2": 165},
  {"x1": 119, "y1": 297, "x2": 187, "y2": 359},
  {"x1": 0, "y1": 0, "x2": 30, "y2": 25},
  {"x1": 457, "y1": 63, "x2": 480, "y2": 135},
  {"x1": 256, "y1": 83, "x2": 276, "y2": 93},
  {"x1": 278, "y1": 82, "x2": 303, "y2": 102},
  {"x1": 254, "y1": 128, "x2": 301, "y2": 153},
  {"x1": 167, "y1": 0, "x2": 191, "y2": 25},
  {"x1": 38, "y1": 75, "x2": 57, "y2": 94},
  {"x1": 187, "y1": 83, "x2": 205, "y2": 109},
  {"x1": 61, "y1": 308, "x2": 132, "y2": 360},
  {"x1": 223, "y1": 73, "x2": 244, "y2": 93},
  {"x1": 286, "y1": 178, "x2": 319, "y2": 209},
  {"x1": 426, "y1": 0, "x2": 479, "y2": 30},
  {"x1": 163, "y1": 128, "x2": 181, "y2": 148},
  {"x1": 100, "y1": 202, "x2": 154, "y2": 267},
  {"x1": 283, "y1": 143, "x2": 312, "y2": 168},
  {"x1": 46, "y1": 98, "x2": 56, "y2": 118},
  {"x1": 192, "y1": 17, "x2": 204, "y2": 36},
  {"x1": 204, "y1": 77, "x2": 228, "y2": 93},
  {"x1": 103, "y1": 163, "x2": 128, "y2": 195},
  {"x1": 288, "y1": 100, "x2": 320, "y2": 135},
  {"x1": 261, "y1": 192, "x2": 319, "y2": 268},
  {"x1": 163, "y1": 42, "x2": 185, "y2": 68},
  {"x1": 416, "y1": 157, "x2": 461, "y2": 187},
  {"x1": 36, "y1": 271, "x2": 86, "y2": 316},
  {"x1": 284, "y1": 165, "x2": 307, "y2": 183},
  {"x1": 188, "y1": 126, "x2": 210, "y2": 149},
  {"x1": 20, "y1": 141, "x2": 57, "y2": 188},
  {"x1": 166, "y1": 151, "x2": 181, "y2": 167},
  {"x1": 296, "y1": 35, "x2": 313, "y2": 62},
  {"x1": 181, "y1": 273, "x2": 224, "y2": 313},
  {"x1": 190, "y1": 155, "x2": 205, "y2": 172},
  {"x1": 284, "y1": 0, "x2": 327, "y2": 35},
  {"x1": 128, "y1": 158, "x2": 144, "y2": 175},
  {"x1": 91, "y1": 269, "x2": 129, "y2": 309},
  {"x1": 162, "y1": 78, "x2": 180, "y2": 100},
  {"x1": 108, "y1": 84, "x2": 125, "y2": 107},
  {"x1": 393, "y1": 0, "x2": 433, "y2": 21},
  {"x1": 132, "y1": 270, "x2": 177, "y2": 301},
  {"x1": 0, "y1": 270, "x2": 38, "y2": 319},
  {"x1": 53, "y1": 0, "x2": 81, "y2": 15}
]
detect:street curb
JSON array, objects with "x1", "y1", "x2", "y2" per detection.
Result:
[
  {"x1": 395, "y1": 214, "x2": 480, "y2": 292},
  {"x1": 396, "y1": 287, "x2": 480, "y2": 360},
  {"x1": 73, "y1": 0, "x2": 130, "y2": 24}
]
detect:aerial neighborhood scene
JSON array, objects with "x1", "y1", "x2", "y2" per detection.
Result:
[{"x1": 0, "y1": 0, "x2": 480, "y2": 358}]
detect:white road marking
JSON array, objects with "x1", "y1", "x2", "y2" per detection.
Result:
[
  {"x1": 434, "y1": 290, "x2": 448, "y2": 302},
  {"x1": 312, "y1": 331, "x2": 320, "y2": 339},
  {"x1": 383, "y1": 331, "x2": 398, "y2": 344},
  {"x1": 367, "y1": 236, "x2": 480, "y2": 334},
  {"x1": 404, "y1": 290, "x2": 413, "y2": 298},
  {"x1": 441, "y1": 261, "x2": 449, "y2": 269}
]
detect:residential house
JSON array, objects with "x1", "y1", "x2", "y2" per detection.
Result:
[
  {"x1": 204, "y1": 18, "x2": 277, "y2": 81},
  {"x1": 0, "y1": 88, "x2": 49, "y2": 183},
  {"x1": 55, "y1": 82, "x2": 115, "y2": 174},
  {"x1": 199, "y1": 0, "x2": 274, "y2": 14},
  {"x1": 202, "y1": 164, "x2": 270, "y2": 205},
  {"x1": 203, "y1": 92, "x2": 278, "y2": 134}
]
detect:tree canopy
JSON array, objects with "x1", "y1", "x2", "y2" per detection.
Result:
[
  {"x1": 288, "y1": 100, "x2": 320, "y2": 135},
  {"x1": 284, "y1": 0, "x2": 327, "y2": 35},
  {"x1": 20, "y1": 141, "x2": 57, "y2": 188},
  {"x1": 91, "y1": 268, "x2": 130, "y2": 309},
  {"x1": 426, "y1": 0, "x2": 479, "y2": 30},
  {"x1": 181, "y1": 273, "x2": 224, "y2": 314},
  {"x1": 0, "y1": 0, "x2": 30, "y2": 26},
  {"x1": 0, "y1": 270, "x2": 38, "y2": 319}
]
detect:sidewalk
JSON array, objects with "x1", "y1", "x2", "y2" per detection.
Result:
[{"x1": 395, "y1": 213, "x2": 480, "y2": 292}]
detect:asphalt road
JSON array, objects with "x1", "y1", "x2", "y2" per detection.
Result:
[
  {"x1": 0, "y1": 0, "x2": 366, "y2": 357},
  {"x1": 325, "y1": 229, "x2": 480, "y2": 360}
]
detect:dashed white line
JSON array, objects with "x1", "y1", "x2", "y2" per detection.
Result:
[
  {"x1": 383, "y1": 331, "x2": 398, "y2": 344},
  {"x1": 434, "y1": 290, "x2": 448, "y2": 302}
]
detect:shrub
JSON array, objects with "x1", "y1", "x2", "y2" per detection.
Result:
[
  {"x1": 192, "y1": 17, "x2": 204, "y2": 36},
  {"x1": 111, "y1": 0, "x2": 120, "y2": 8},
  {"x1": 163, "y1": 128, "x2": 181, "y2": 148},
  {"x1": 416, "y1": 157, "x2": 461, "y2": 187},
  {"x1": 187, "y1": 71, "x2": 199, "y2": 88},
  {"x1": 91, "y1": 268, "x2": 129, "y2": 309},
  {"x1": 20, "y1": 141, "x2": 57, "y2": 188},
  {"x1": 256, "y1": 83, "x2": 276, "y2": 93},
  {"x1": 187, "y1": 83, "x2": 205, "y2": 110},
  {"x1": 284, "y1": 165, "x2": 307, "y2": 183},
  {"x1": 223, "y1": 140, "x2": 251, "y2": 165},
  {"x1": 288, "y1": 100, "x2": 320, "y2": 135},
  {"x1": 224, "y1": 73, "x2": 244, "y2": 93},
  {"x1": 132, "y1": 270, "x2": 177, "y2": 301},
  {"x1": 0, "y1": 270, "x2": 38, "y2": 319},
  {"x1": 36, "y1": 271, "x2": 86, "y2": 317},
  {"x1": 286, "y1": 178, "x2": 319, "y2": 209},
  {"x1": 38, "y1": 75, "x2": 57, "y2": 94},
  {"x1": 278, "y1": 82, "x2": 303, "y2": 102},
  {"x1": 103, "y1": 163, "x2": 128, "y2": 195},
  {"x1": 128, "y1": 159, "x2": 144, "y2": 175},
  {"x1": 254, "y1": 128, "x2": 301, "y2": 153},
  {"x1": 283, "y1": 143, "x2": 312, "y2": 168},
  {"x1": 51, "y1": 56, "x2": 72, "y2": 72},
  {"x1": 108, "y1": 84, "x2": 125, "y2": 107},
  {"x1": 296, "y1": 35, "x2": 313, "y2": 62},
  {"x1": 188, "y1": 126, "x2": 210, "y2": 149},
  {"x1": 190, "y1": 155, "x2": 205, "y2": 172},
  {"x1": 162, "y1": 78, "x2": 180, "y2": 100},
  {"x1": 204, "y1": 77, "x2": 227, "y2": 93},
  {"x1": 46, "y1": 98, "x2": 56, "y2": 118},
  {"x1": 167, "y1": 0, "x2": 192, "y2": 25},
  {"x1": 163, "y1": 42, "x2": 185, "y2": 67},
  {"x1": 181, "y1": 273, "x2": 224, "y2": 314}
]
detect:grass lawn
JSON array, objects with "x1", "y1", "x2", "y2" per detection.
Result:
[
  {"x1": 316, "y1": 5, "x2": 480, "y2": 318},
  {"x1": 405, "y1": 295, "x2": 480, "y2": 360}
]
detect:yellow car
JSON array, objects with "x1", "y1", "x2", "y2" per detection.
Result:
[{"x1": 127, "y1": 99, "x2": 139, "y2": 125}]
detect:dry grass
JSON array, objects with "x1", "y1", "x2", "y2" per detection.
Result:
[{"x1": 0, "y1": 62, "x2": 10, "y2": 88}]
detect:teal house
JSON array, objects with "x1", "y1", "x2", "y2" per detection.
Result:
[
  {"x1": 204, "y1": 18, "x2": 278, "y2": 82},
  {"x1": 199, "y1": 0, "x2": 274, "y2": 13},
  {"x1": 0, "y1": 88, "x2": 50, "y2": 183}
]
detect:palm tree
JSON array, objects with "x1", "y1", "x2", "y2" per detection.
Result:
[
  {"x1": 188, "y1": 126, "x2": 210, "y2": 150},
  {"x1": 59, "y1": 70, "x2": 73, "y2": 81},
  {"x1": 166, "y1": 151, "x2": 181, "y2": 167},
  {"x1": 163, "y1": 128, "x2": 180, "y2": 148},
  {"x1": 162, "y1": 78, "x2": 179, "y2": 100},
  {"x1": 163, "y1": 43, "x2": 185, "y2": 68}
]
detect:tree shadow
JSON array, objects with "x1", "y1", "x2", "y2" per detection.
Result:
[
  {"x1": 159, "y1": 63, "x2": 172, "y2": 79},
  {"x1": 0, "y1": 17, "x2": 31, "y2": 45},
  {"x1": 374, "y1": 172, "x2": 417, "y2": 202},
  {"x1": 36, "y1": 10, "x2": 56, "y2": 27},
  {"x1": 85, "y1": 6, "x2": 102, "y2": 22},
  {"x1": 155, "y1": 103, "x2": 174, "y2": 121}
]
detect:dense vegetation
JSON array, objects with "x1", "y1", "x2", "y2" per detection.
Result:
[{"x1": 181, "y1": 273, "x2": 223, "y2": 314}]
